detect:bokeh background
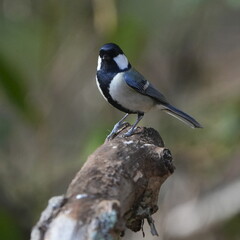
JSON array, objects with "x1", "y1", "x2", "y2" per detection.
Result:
[{"x1": 0, "y1": 0, "x2": 240, "y2": 239}]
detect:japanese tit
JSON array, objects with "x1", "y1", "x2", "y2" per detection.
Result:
[{"x1": 96, "y1": 43, "x2": 202, "y2": 139}]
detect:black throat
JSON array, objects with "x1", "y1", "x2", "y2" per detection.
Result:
[{"x1": 96, "y1": 63, "x2": 134, "y2": 114}]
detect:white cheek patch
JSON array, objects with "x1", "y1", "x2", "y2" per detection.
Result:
[
  {"x1": 97, "y1": 56, "x2": 102, "y2": 71},
  {"x1": 113, "y1": 54, "x2": 129, "y2": 70}
]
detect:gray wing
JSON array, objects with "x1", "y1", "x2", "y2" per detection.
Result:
[{"x1": 123, "y1": 68, "x2": 168, "y2": 104}]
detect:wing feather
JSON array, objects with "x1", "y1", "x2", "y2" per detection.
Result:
[{"x1": 123, "y1": 68, "x2": 168, "y2": 104}]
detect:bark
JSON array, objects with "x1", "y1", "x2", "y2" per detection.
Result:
[{"x1": 31, "y1": 126, "x2": 175, "y2": 240}]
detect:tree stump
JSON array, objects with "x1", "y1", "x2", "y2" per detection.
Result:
[{"x1": 31, "y1": 126, "x2": 174, "y2": 240}]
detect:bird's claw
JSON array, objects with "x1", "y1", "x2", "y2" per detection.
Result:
[
  {"x1": 106, "y1": 122, "x2": 129, "y2": 140},
  {"x1": 122, "y1": 130, "x2": 134, "y2": 137},
  {"x1": 107, "y1": 130, "x2": 119, "y2": 140},
  {"x1": 106, "y1": 132, "x2": 116, "y2": 141}
]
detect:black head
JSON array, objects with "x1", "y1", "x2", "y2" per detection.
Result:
[{"x1": 97, "y1": 43, "x2": 131, "y2": 72}]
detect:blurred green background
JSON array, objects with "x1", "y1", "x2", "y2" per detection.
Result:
[{"x1": 0, "y1": 0, "x2": 240, "y2": 239}]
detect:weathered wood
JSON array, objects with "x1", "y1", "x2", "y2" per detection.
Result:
[{"x1": 31, "y1": 126, "x2": 174, "y2": 240}]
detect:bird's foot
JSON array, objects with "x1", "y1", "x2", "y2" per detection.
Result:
[
  {"x1": 122, "y1": 128, "x2": 135, "y2": 137},
  {"x1": 107, "y1": 122, "x2": 128, "y2": 140},
  {"x1": 107, "y1": 131, "x2": 117, "y2": 141}
]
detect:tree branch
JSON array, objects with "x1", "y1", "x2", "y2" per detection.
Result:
[{"x1": 31, "y1": 126, "x2": 175, "y2": 240}]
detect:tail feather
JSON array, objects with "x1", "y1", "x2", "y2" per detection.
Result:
[{"x1": 161, "y1": 104, "x2": 203, "y2": 128}]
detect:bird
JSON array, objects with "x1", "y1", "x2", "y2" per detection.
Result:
[{"x1": 96, "y1": 43, "x2": 202, "y2": 139}]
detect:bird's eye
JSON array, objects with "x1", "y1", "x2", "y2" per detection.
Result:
[
  {"x1": 102, "y1": 54, "x2": 111, "y2": 60},
  {"x1": 110, "y1": 50, "x2": 117, "y2": 57}
]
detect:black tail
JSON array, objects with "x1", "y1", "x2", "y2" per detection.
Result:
[{"x1": 161, "y1": 104, "x2": 203, "y2": 128}]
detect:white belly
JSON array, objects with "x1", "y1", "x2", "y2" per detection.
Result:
[{"x1": 109, "y1": 73, "x2": 155, "y2": 113}]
